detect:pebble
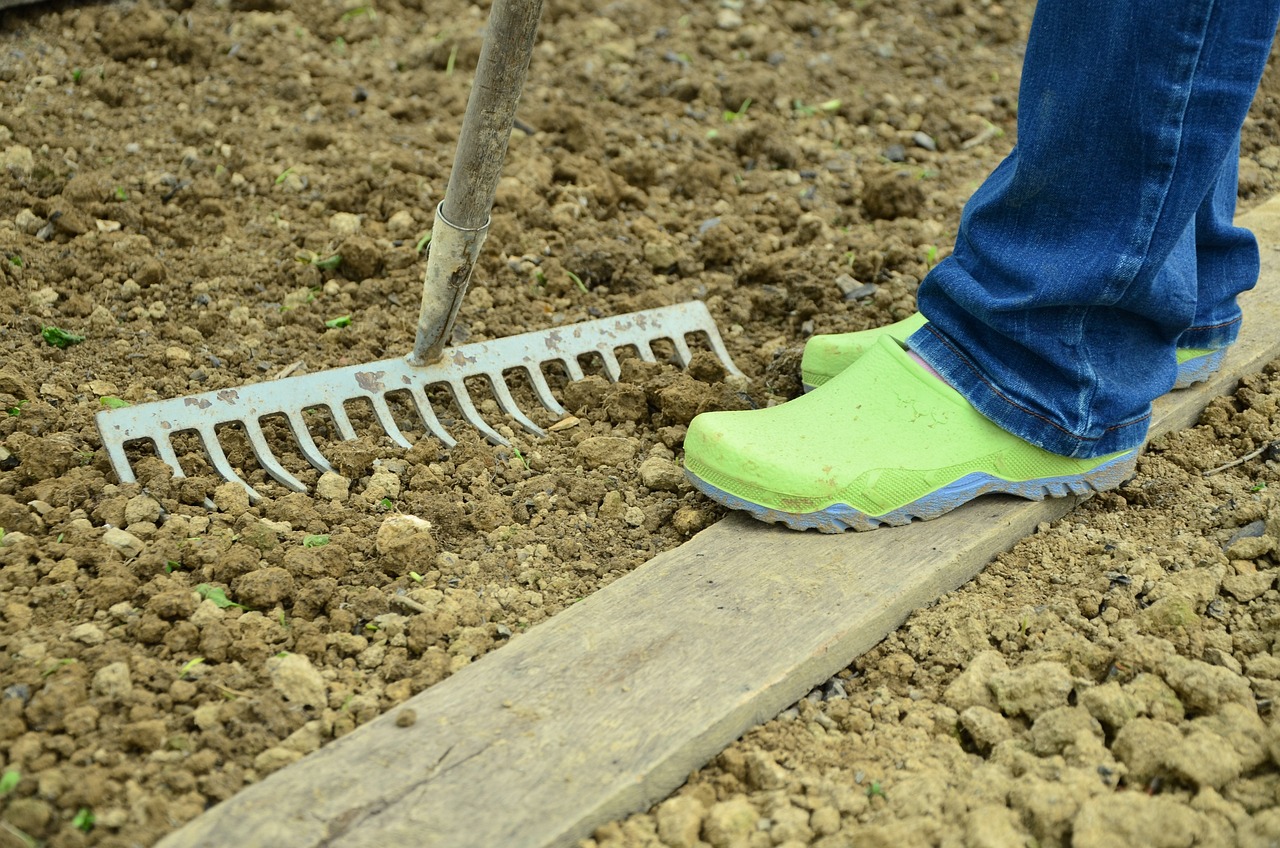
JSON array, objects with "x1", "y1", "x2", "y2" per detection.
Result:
[
  {"x1": 315, "y1": 471, "x2": 350, "y2": 501},
  {"x1": 236, "y1": 567, "x2": 295, "y2": 607},
  {"x1": 102, "y1": 527, "x2": 144, "y2": 559},
  {"x1": 92, "y1": 662, "x2": 134, "y2": 701},
  {"x1": 638, "y1": 456, "x2": 685, "y2": 492},
  {"x1": 267, "y1": 652, "x2": 327, "y2": 709},
  {"x1": 702, "y1": 797, "x2": 756, "y2": 848},
  {"x1": 988, "y1": 660, "x2": 1074, "y2": 718},
  {"x1": 576, "y1": 435, "x2": 638, "y2": 469},
  {"x1": 655, "y1": 795, "x2": 704, "y2": 848},
  {"x1": 959, "y1": 705, "x2": 1012, "y2": 753},
  {"x1": 68, "y1": 623, "x2": 106, "y2": 645},
  {"x1": 376, "y1": 514, "x2": 439, "y2": 572},
  {"x1": 911, "y1": 131, "x2": 937, "y2": 151},
  {"x1": 942, "y1": 650, "x2": 1008, "y2": 712}
]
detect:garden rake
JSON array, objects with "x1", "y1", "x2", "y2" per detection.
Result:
[{"x1": 95, "y1": 0, "x2": 740, "y2": 503}]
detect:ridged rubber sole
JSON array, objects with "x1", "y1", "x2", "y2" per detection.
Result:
[
  {"x1": 803, "y1": 348, "x2": 1226, "y2": 394},
  {"x1": 684, "y1": 448, "x2": 1139, "y2": 534}
]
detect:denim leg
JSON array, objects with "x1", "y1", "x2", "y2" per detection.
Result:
[{"x1": 909, "y1": 0, "x2": 1280, "y2": 459}]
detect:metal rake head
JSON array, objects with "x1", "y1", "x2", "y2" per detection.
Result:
[{"x1": 96, "y1": 302, "x2": 741, "y2": 502}]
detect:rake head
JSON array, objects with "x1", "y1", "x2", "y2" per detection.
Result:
[{"x1": 96, "y1": 302, "x2": 741, "y2": 502}]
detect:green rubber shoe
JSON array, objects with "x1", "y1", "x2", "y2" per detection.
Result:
[
  {"x1": 801, "y1": 312, "x2": 1223, "y2": 392},
  {"x1": 684, "y1": 336, "x2": 1139, "y2": 533},
  {"x1": 801, "y1": 312, "x2": 928, "y2": 391}
]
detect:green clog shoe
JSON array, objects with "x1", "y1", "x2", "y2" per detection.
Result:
[
  {"x1": 684, "y1": 336, "x2": 1139, "y2": 533},
  {"x1": 801, "y1": 313, "x2": 1224, "y2": 392}
]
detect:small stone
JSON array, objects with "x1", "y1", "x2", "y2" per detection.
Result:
[
  {"x1": 1222, "y1": 570, "x2": 1275, "y2": 602},
  {"x1": 148, "y1": 589, "x2": 199, "y2": 620},
  {"x1": 1072, "y1": 793, "x2": 1205, "y2": 848},
  {"x1": 235, "y1": 567, "x2": 295, "y2": 608},
  {"x1": 315, "y1": 471, "x2": 350, "y2": 502},
  {"x1": 376, "y1": 514, "x2": 438, "y2": 573},
  {"x1": 743, "y1": 750, "x2": 787, "y2": 790},
  {"x1": 989, "y1": 661, "x2": 1075, "y2": 719},
  {"x1": 121, "y1": 718, "x2": 167, "y2": 751},
  {"x1": 1112, "y1": 718, "x2": 1181, "y2": 785},
  {"x1": 124, "y1": 494, "x2": 163, "y2": 526},
  {"x1": 623, "y1": 506, "x2": 646, "y2": 527},
  {"x1": 1079, "y1": 682, "x2": 1142, "y2": 730},
  {"x1": 362, "y1": 466, "x2": 401, "y2": 503},
  {"x1": 267, "y1": 652, "x2": 327, "y2": 709},
  {"x1": 281, "y1": 720, "x2": 325, "y2": 754},
  {"x1": 1166, "y1": 730, "x2": 1243, "y2": 788},
  {"x1": 702, "y1": 797, "x2": 756, "y2": 848},
  {"x1": 959, "y1": 705, "x2": 1012, "y2": 753},
  {"x1": 395, "y1": 709, "x2": 417, "y2": 728},
  {"x1": 15, "y1": 208, "x2": 44, "y2": 235},
  {"x1": 102, "y1": 526, "x2": 145, "y2": 559},
  {"x1": 337, "y1": 235, "x2": 382, "y2": 280},
  {"x1": 599, "y1": 490, "x2": 626, "y2": 520},
  {"x1": 3, "y1": 797, "x2": 52, "y2": 838},
  {"x1": 68, "y1": 623, "x2": 106, "y2": 646},
  {"x1": 655, "y1": 795, "x2": 705, "y2": 848},
  {"x1": 576, "y1": 436, "x2": 638, "y2": 469},
  {"x1": 329, "y1": 211, "x2": 362, "y2": 235},
  {"x1": 810, "y1": 805, "x2": 841, "y2": 837},
  {"x1": 715, "y1": 8, "x2": 743, "y2": 29},
  {"x1": 1029, "y1": 706, "x2": 1104, "y2": 756},
  {"x1": 1225, "y1": 534, "x2": 1275, "y2": 560},
  {"x1": 212, "y1": 481, "x2": 251, "y2": 517},
  {"x1": 164, "y1": 346, "x2": 194, "y2": 368},
  {"x1": 1161, "y1": 656, "x2": 1254, "y2": 714},
  {"x1": 1, "y1": 144, "x2": 35, "y2": 177},
  {"x1": 911, "y1": 131, "x2": 937, "y2": 151},
  {"x1": 943, "y1": 650, "x2": 1009, "y2": 712},
  {"x1": 92, "y1": 661, "x2": 133, "y2": 700},
  {"x1": 387, "y1": 210, "x2": 415, "y2": 236},
  {"x1": 638, "y1": 456, "x2": 686, "y2": 492}
]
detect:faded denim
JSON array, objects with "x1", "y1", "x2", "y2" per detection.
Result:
[{"x1": 910, "y1": 0, "x2": 1280, "y2": 458}]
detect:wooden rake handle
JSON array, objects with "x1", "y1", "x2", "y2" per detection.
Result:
[{"x1": 411, "y1": 0, "x2": 545, "y2": 365}]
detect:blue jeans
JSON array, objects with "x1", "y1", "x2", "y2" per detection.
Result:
[{"x1": 909, "y1": 0, "x2": 1280, "y2": 459}]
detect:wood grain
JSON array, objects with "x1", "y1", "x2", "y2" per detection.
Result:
[{"x1": 158, "y1": 197, "x2": 1280, "y2": 848}]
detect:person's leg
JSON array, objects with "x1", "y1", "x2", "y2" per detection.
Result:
[{"x1": 909, "y1": 0, "x2": 1280, "y2": 459}]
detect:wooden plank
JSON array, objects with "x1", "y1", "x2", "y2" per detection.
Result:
[{"x1": 158, "y1": 196, "x2": 1280, "y2": 848}]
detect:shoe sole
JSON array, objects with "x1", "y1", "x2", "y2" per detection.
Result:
[
  {"x1": 684, "y1": 449, "x2": 1139, "y2": 534},
  {"x1": 803, "y1": 348, "x2": 1226, "y2": 394}
]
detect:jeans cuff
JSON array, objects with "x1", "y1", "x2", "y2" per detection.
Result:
[
  {"x1": 1177, "y1": 314, "x2": 1242, "y2": 350},
  {"x1": 908, "y1": 326, "x2": 1151, "y2": 460}
]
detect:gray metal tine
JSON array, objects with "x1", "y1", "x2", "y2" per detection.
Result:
[
  {"x1": 486, "y1": 372, "x2": 546, "y2": 437},
  {"x1": 447, "y1": 379, "x2": 507, "y2": 445},
  {"x1": 597, "y1": 348, "x2": 622, "y2": 382},
  {"x1": 524, "y1": 365, "x2": 567, "y2": 417},
  {"x1": 705, "y1": 331, "x2": 743, "y2": 377},
  {"x1": 560, "y1": 354, "x2": 586, "y2": 382},
  {"x1": 369, "y1": 394, "x2": 413, "y2": 449},
  {"x1": 243, "y1": 418, "x2": 307, "y2": 492},
  {"x1": 327, "y1": 402, "x2": 360, "y2": 441},
  {"x1": 154, "y1": 437, "x2": 186, "y2": 483},
  {"x1": 634, "y1": 342, "x2": 658, "y2": 363},
  {"x1": 670, "y1": 334, "x2": 694, "y2": 368},
  {"x1": 103, "y1": 441, "x2": 137, "y2": 485},
  {"x1": 406, "y1": 384, "x2": 458, "y2": 447},
  {"x1": 196, "y1": 426, "x2": 262, "y2": 502},
  {"x1": 284, "y1": 411, "x2": 338, "y2": 475}
]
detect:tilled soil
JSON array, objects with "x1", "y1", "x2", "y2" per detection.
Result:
[{"x1": 1, "y1": 0, "x2": 1279, "y2": 846}]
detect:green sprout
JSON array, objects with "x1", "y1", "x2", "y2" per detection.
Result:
[
  {"x1": 565, "y1": 270, "x2": 588, "y2": 294},
  {"x1": 71, "y1": 68, "x2": 83, "y2": 83},
  {"x1": 1250, "y1": 482, "x2": 1268, "y2": 493},
  {"x1": 445, "y1": 43, "x2": 458, "y2": 76},
  {"x1": 113, "y1": 186, "x2": 128, "y2": 201},
  {"x1": 42, "y1": 326, "x2": 85, "y2": 349},
  {"x1": 409, "y1": 571, "x2": 424, "y2": 583},
  {"x1": 195, "y1": 584, "x2": 248, "y2": 609},
  {"x1": 324, "y1": 315, "x2": 351, "y2": 329},
  {"x1": 41, "y1": 658, "x2": 77, "y2": 677},
  {"x1": 379, "y1": 497, "x2": 393, "y2": 510},
  {"x1": 100, "y1": 396, "x2": 130, "y2": 409},
  {"x1": 312, "y1": 254, "x2": 342, "y2": 271},
  {"x1": 72, "y1": 807, "x2": 95, "y2": 833},
  {"x1": 0, "y1": 769, "x2": 18, "y2": 795},
  {"x1": 414, "y1": 231, "x2": 432, "y2": 253},
  {"x1": 340, "y1": 5, "x2": 375, "y2": 21},
  {"x1": 924, "y1": 245, "x2": 939, "y2": 267},
  {"x1": 274, "y1": 167, "x2": 296, "y2": 185},
  {"x1": 164, "y1": 560, "x2": 182, "y2": 573},
  {"x1": 302, "y1": 534, "x2": 330, "y2": 548},
  {"x1": 178, "y1": 657, "x2": 206, "y2": 679},
  {"x1": 511, "y1": 446, "x2": 530, "y2": 471},
  {"x1": 6, "y1": 400, "x2": 28, "y2": 417},
  {"x1": 723, "y1": 98, "x2": 751, "y2": 123},
  {"x1": 7, "y1": 254, "x2": 22, "y2": 267},
  {"x1": 866, "y1": 781, "x2": 885, "y2": 799}
]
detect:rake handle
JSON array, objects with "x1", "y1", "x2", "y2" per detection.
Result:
[{"x1": 411, "y1": 0, "x2": 544, "y2": 365}]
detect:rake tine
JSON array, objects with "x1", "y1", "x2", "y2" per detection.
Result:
[
  {"x1": 154, "y1": 437, "x2": 188, "y2": 482},
  {"x1": 243, "y1": 419, "x2": 307, "y2": 493},
  {"x1": 104, "y1": 440, "x2": 138, "y2": 485},
  {"x1": 525, "y1": 366, "x2": 567, "y2": 417},
  {"x1": 369, "y1": 394, "x2": 413, "y2": 449},
  {"x1": 448, "y1": 380, "x2": 508, "y2": 445},
  {"x1": 487, "y1": 373, "x2": 546, "y2": 437},
  {"x1": 197, "y1": 426, "x2": 263, "y2": 503},
  {"x1": 328, "y1": 403, "x2": 360, "y2": 441},
  {"x1": 670, "y1": 335, "x2": 694, "y2": 368},
  {"x1": 705, "y1": 333, "x2": 744, "y2": 378},
  {"x1": 406, "y1": 385, "x2": 458, "y2": 447},
  {"x1": 634, "y1": 342, "x2": 658, "y2": 363},
  {"x1": 561, "y1": 355, "x2": 586, "y2": 382},
  {"x1": 285, "y1": 411, "x2": 338, "y2": 475},
  {"x1": 597, "y1": 348, "x2": 622, "y2": 382}
]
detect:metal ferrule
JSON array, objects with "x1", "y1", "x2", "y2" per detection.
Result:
[{"x1": 409, "y1": 201, "x2": 490, "y2": 366}]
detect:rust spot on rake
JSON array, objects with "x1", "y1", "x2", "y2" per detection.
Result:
[
  {"x1": 217, "y1": 389, "x2": 240, "y2": 403},
  {"x1": 355, "y1": 371, "x2": 387, "y2": 393},
  {"x1": 184, "y1": 397, "x2": 212, "y2": 409}
]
